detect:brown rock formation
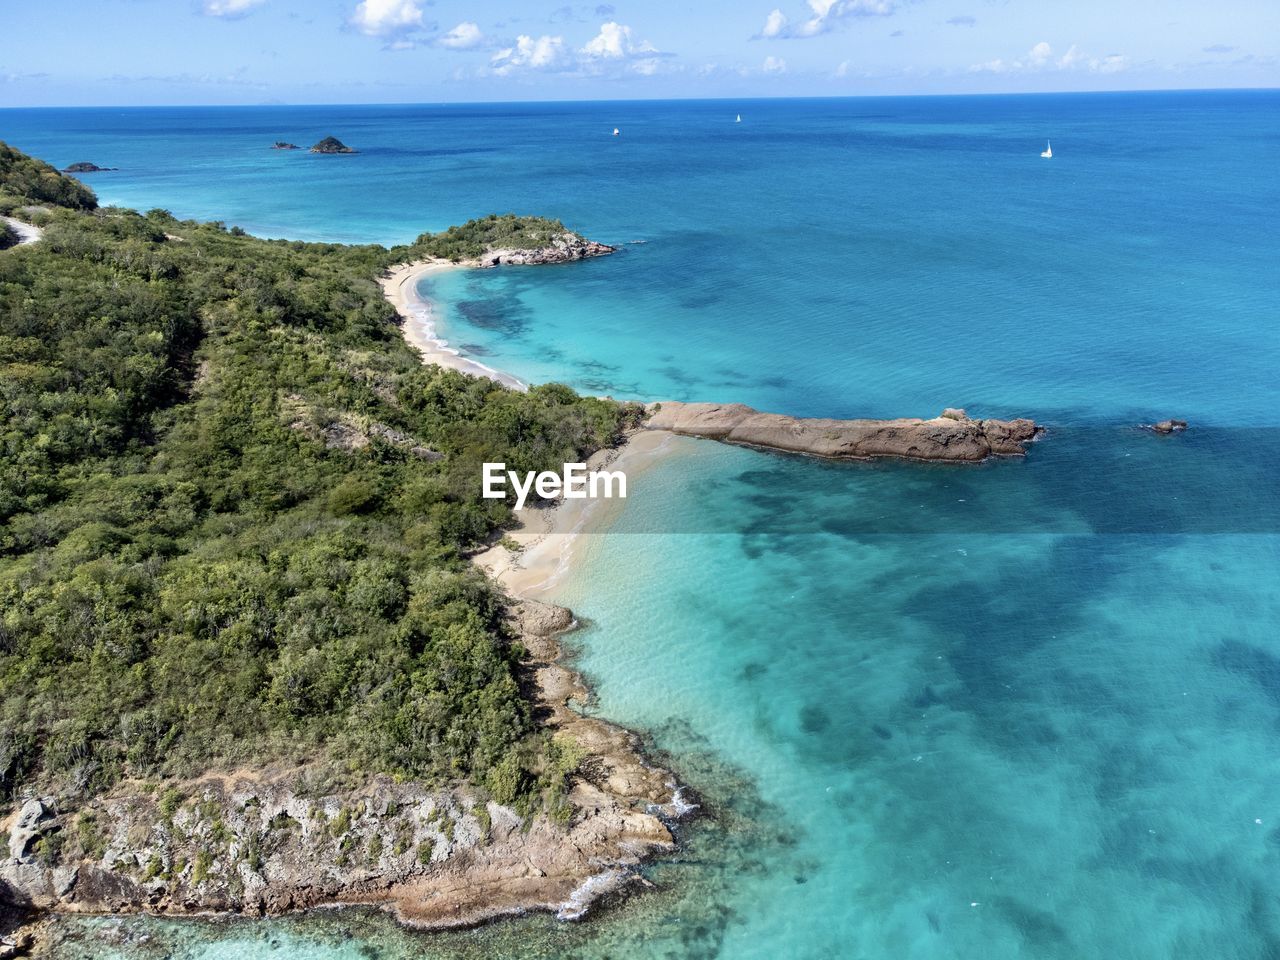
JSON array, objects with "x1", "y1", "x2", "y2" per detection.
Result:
[
  {"x1": 0, "y1": 600, "x2": 683, "y2": 933},
  {"x1": 646, "y1": 402, "x2": 1040, "y2": 462},
  {"x1": 1145, "y1": 419, "x2": 1188, "y2": 434}
]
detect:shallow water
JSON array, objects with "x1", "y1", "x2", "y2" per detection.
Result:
[{"x1": 6, "y1": 92, "x2": 1280, "y2": 958}]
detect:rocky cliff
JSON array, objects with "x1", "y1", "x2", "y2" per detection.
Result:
[
  {"x1": 0, "y1": 600, "x2": 684, "y2": 933},
  {"x1": 646, "y1": 402, "x2": 1041, "y2": 462},
  {"x1": 475, "y1": 233, "x2": 615, "y2": 268}
]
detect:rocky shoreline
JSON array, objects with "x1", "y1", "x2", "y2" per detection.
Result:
[
  {"x1": 646, "y1": 402, "x2": 1041, "y2": 462},
  {"x1": 0, "y1": 600, "x2": 684, "y2": 941},
  {"x1": 470, "y1": 233, "x2": 615, "y2": 268}
]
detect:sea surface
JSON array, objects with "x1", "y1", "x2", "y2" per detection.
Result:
[{"x1": 4, "y1": 92, "x2": 1280, "y2": 959}]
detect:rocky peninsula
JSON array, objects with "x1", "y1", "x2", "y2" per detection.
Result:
[
  {"x1": 0, "y1": 600, "x2": 682, "y2": 931},
  {"x1": 471, "y1": 232, "x2": 615, "y2": 268},
  {"x1": 645, "y1": 402, "x2": 1041, "y2": 463}
]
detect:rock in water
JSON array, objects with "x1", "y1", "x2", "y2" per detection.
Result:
[
  {"x1": 62, "y1": 162, "x2": 115, "y2": 172},
  {"x1": 309, "y1": 136, "x2": 356, "y2": 154},
  {"x1": 1146, "y1": 419, "x2": 1189, "y2": 434},
  {"x1": 645, "y1": 402, "x2": 1042, "y2": 462},
  {"x1": 271, "y1": 141, "x2": 300, "y2": 150}
]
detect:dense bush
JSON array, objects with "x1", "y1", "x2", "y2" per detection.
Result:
[
  {"x1": 0, "y1": 145, "x2": 630, "y2": 808},
  {"x1": 0, "y1": 140, "x2": 97, "y2": 211},
  {"x1": 407, "y1": 213, "x2": 569, "y2": 262}
]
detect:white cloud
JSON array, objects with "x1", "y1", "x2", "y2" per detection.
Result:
[
  {"x1": 759, "y1": 0, "x2": 896, "y2": 40},
  {"x1": 1057, "y1": 44, "x2": 1085, "y2": 68},
  {"x1": 580, "y1": 22, "x2": 659, "y2": 59},
  {"x1": 439, "y1": 22, "x2": 484, "y2": 49},
  {"x1": 349, "y1": 0, "x2": 425, "y2": 38},
  {"x1": 1091, "y1": 53, "x2": 1129, "y2": 74},
  {"x1": 969, "y1": 41, "x2": 1130, "y2": 75},
  {"x1": 1028, "y1": 41, "x2": 1053, "y2": 65},
  {"x1": 760, "y1": 9, "x2": 789, "y2": 38},
  {"x1": 202, "y1": 0, "x2": 266, "y2": 18},
  {"x1": 487, "y1": 20, "x2": 666, "y2": 79},
  {"x1": 762, "y1": 55, "x2": 788, "y2": 73},
  {"x1": 491, "y1": 35, "x2": 569, "y2": 75},
  {"x1": 835, "y1": 60, "x2": 850, "y2": 77}
]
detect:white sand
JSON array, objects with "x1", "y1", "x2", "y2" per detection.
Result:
[
  {"x1": 472, "y1": 430, "x2": 680, "y2": 599},
  {"x1": 383, "y1": 259, "x2": 683, "y2": 601},
  {"x1": 380, "y1": 260, "x2": 528, "y2": 391}
]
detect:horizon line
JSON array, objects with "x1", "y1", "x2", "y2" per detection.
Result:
[{"x1": 1, "y1": 84, "x2": 1276, "y2": 112}]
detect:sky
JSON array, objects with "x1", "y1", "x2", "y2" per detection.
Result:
[{"x1": 0, "y1": 0, "x2": 1277, "y2": 106}]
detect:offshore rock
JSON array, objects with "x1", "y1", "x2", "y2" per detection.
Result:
[{"x1": 645, "y1": 402, "x2": 1041, "y2": 462}]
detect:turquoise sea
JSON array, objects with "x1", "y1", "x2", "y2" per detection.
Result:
[{"x1": 4, "y1": 92, "x2": 1280, "y2": 959}]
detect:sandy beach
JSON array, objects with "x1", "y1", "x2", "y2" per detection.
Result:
[
  {"x1": 473, "y1": 428, "x2": 681, "y2": 599},
  {"x1": 380, "y1": 260, "x2": 529, "y2": 391},
  {"x1": 384, "y1": 257, "x2": 684, "y2": 601}
]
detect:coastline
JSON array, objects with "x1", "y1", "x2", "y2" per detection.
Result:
[
  {"x1": 380, "y1": 257, "x2": 694, "y2": 925},
  {"x1": 473, "y1": 428, "x2": 682, "y2": 600},
  {"x1": 380, "y1": 260, "x2": 529, "y2": 392},
  {"x1": 8, "y1": 254, "x2": 688, "y2": 950}
]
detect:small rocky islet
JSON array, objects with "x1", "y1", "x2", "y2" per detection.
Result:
[
  {"x1": 309, "y1": 136, "x2": 357, "y2": 154},
  {"x1": 61, "y1": 162, "x2": 115, "y2": 173}
]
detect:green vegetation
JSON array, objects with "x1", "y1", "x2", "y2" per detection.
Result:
[
  {"x1": 472, "y1": 802, "x2": 491, "y2": 838},
  {"x1": 192, "y1": 848, "x2": 213, "y2": 885},
  {"x1": 417, "y1": 838, "x2": 434, "y2": 865},
  {"x1": 0, "y1": 141, "x2": 636, "y2": 816},
  {"x1": 330, "y1": 806, "x2": 352, "y2": 837},
  {"x1": 0, "y1": 221, "x2": 16, "y2": 251},
  {"x1": 75, "y1": 811, "x2": 107, "y2": 860},
  {"x1": 406, "y1": 213, "x2": 569, "y2": 263},
  {"x1": 309, "y1": 137, "x2": 355, "y2": 155},
  {"x1": 0, "y1": 141, "x2": 97, "y2": 211}
]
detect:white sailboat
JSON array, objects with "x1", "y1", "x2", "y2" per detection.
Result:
[
  {"x1": 735, "y1": 114, "x2": 742, "y2": 123},
  {"x1": 1040, "y1": 140, "x2": 1053, "y2": 158},
  {"x1": 613, "y1": 127, "x2": 620, "y2": 136}
]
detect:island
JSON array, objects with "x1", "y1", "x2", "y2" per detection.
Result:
[
  {"x1": 61, "y1": 162, "x2": 116, "y2": 173},
  {"x1": 309, "y1": 136, "x2": 356, "y2": 154},
  {"x1": 271, "y1": 141, "x2": 300, "y2": 150}
]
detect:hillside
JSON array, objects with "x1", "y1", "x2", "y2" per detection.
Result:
[{"x1": 0, "y1": 142, "x2": 636, "y2": 819}]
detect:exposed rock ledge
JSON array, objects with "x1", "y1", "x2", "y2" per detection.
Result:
[
  {"x1": 0, "y1": 600, "x2": 683, "y2": 934},
  {"x1": 475, "y1": 233, "x2": 615, "y2": 268},
  {"x1": 646, "y1": 402, "x2": 1041, "y2": 462}
]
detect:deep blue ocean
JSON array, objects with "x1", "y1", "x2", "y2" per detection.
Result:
[{"x1": 4, "y1": 92, "x2": 1280, "y2": 959}]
